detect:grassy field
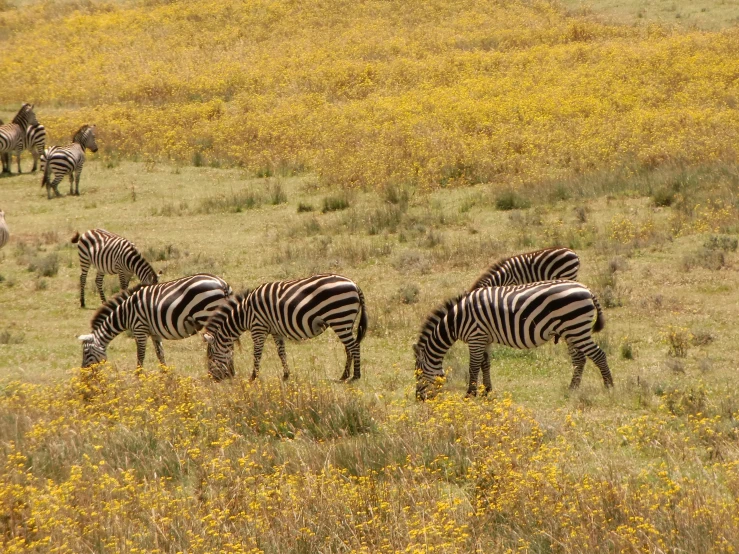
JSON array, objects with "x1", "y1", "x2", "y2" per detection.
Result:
[
  {"x1": 2, "y1": 0, "x2": 739, "y2": 551},
  {"x1": 1, "y1": 157, "x2": 739, "y2": 551}
]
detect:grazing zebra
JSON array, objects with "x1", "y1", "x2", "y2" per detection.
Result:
[
  {"x1": 78, "y1": 274, "x2": 233, "y2": 369},
  {"x1": 23, "y1": 124, "x2": 46, "y2": 172},
  {"x1": 470, "y1": 247, "x2": 581, "y2": 373},
  {"x1": 41, "y1": 124, "x2": 98, "y2": 199},
  {"x1": 413, "y1": 281, "x2": 612, "y2": 399},
  {"x1": 72, "y1": 229, "x2": 159, "y2": 308},
  {"x1": 0, "y1": 104, "x2": 39, "y2": 174},
  {"x1": 0, "y1": 210, "x2": 9, "y2": 250},
  {"x1": 202, "y1": 274, "x2": 369, "y2": 382}
]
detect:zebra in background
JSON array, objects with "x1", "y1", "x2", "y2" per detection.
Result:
[
  {"x1": 0, "y1": 120, "x2": 6, "y2": 172},
  {"x1": 0, "y1": 210, "x2": 9, "y2": 250},
  {"x1": 413, "y1": 281, "x2": 612, "y2": 399},
  {"x1": 41, "y1": 124, "x2": 98, "y2": 198},
  {"x1": 72, "y1": 229, "x2": 159, "y2": 308},
  {"x1": 470, "y1": 247, "x2": 580, "y2": 290},
  {"x1": 78, "y1": 274, "x2": 233, "y2": 369},
  {"x1": 0, "y1": 104, "x2": 39, "y2": 174},
  {"x1": 23, "y1": 124, "x2": 46, "y2": 172},
  {"x1": 203, "y1": 274, "x2": 369, "y2": 382},
  {"x1": 469, "y1": 247, "x2": 581, "y2": 375}
]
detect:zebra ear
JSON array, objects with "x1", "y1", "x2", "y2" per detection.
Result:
[{"x1": 78, "y1": 334, "x2": 94, "y2": 342}]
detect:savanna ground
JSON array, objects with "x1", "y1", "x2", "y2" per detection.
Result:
[{"x1": 1, "y1": 0, "x2": 739, "y2": 552}]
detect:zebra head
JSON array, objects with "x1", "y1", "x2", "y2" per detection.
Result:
[
  {"x1": 12, "y1": 103, "x2": 38, "y2": 128},
  {"x1": 78, "y1": 333, "x2": 106, "y2": 367},
  {"x1": 202, "y1": 332, "x2": 235, "y2": 381},
  {"x1": 73, "y1": 125, "x2": 98, "y2": 153}
]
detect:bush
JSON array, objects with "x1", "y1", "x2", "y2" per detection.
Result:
[
  {"x1": 268, "y1": 182, "x2": 288, "y2": 205},
  {"x1": 28, "y1": 253, "x2": 59, "y2": 277},
  {"x1": 495, "y1": 190, "x2": 531, "y2": 211},
  {"x1": 322, "y1": 194, "x2": 350, "y2": 213},
  {"x1": 297, "y1": 202, "x2": 315, "y2": 213},
  {"x1": 198, "y1": 190, "x2": 262, "y2": 213}
]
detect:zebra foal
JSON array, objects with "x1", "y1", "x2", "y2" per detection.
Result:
[
  {"x1": 0, "y1": 104, "x2": 39, "y2": 174},
  {"x1": 41, "y1": 124, "x2": 98, "y2": 198},
  {"x1": 79, "y1": 274, "x2": 233, "y2": 369},
  {"x1": 72, "y1": 229, "x2": 159, "y2": 308},
  {"x1": 203, "y1": 274, "x2": 369, "y2": 382},
  {"x1": 414, "y1": 281, "x2": 612, "y2": 399}
]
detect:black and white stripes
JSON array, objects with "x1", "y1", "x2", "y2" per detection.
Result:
[
  {"x1": 203, "y1": 274, "x2": 368, "y2": 381},
  {"x1": 23, "y1": 124, "x2": 46, "y2": 173},
  {"x1": 470, "y1": 247, "x2": 580, "y2": 290},
  {"x1": 0, "y1": 104, "x2": 39, "y2": 174},
  {"x1": 414, "y1": 281, "x2": 612, "y2": 399},
  {"x1": 41, "y1": 124, "x2": 98, "y2": 198},
  {"x1": 0, "y1": 210, "x2": 9, "y2": 250},
  {"x1": 72, "y1": 229, "x2": 159, "y2": 308},
  {"x1": 78, "y1": 274, "x2": 233, "y2": 368}
]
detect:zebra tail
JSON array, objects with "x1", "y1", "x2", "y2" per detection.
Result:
[
  {"x1": 71, "y1": 232, "x2": 80, "y2": 244},
  {"x1": 356, "y1": 286, "x2": 369, "y2": 344},
  {"x1": 592, "y1": 293, "x2": 605, "y2": 333},
  {"x1": 41, "y1": 155, "x2": 51, "y2": 188}
]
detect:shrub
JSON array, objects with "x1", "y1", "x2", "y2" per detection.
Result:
[
  {"x1": 495, "y1": 190, "x2": 531, "y2": 211},
  {"x1": 268, "y1": 182, "x2": 288, "y2": 205},
  {"x1": 198, "y1": 190, "x2": 262, "y2": 214},
  {"x1": 322, "y1": 194, "x2": 350, "y2": 213},
  {"x1": 297, "y1": 202, "x2": 315, "y2": 213},
  {"x1": 28, "y1": 253, "x2": 59, "y2": 277},
  {"x1": 395, "y1": 283, "x2": 420, "y2": 305},
  {"x1": 661, "y1": 326, "x2": 693, "y2": 358}
]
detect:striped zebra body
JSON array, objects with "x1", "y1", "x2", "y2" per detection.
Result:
[
  {"x1": 470, "y1": 247, "x2": 580, "y2": 289},
  {"x1": 24, "y1": 124, "x2": 46, "y2": 172},
  {"x1": 0, "y1": 104, "x2": 39, "y2": 174},
  {"x1": 78, "y1": 274, "x2": 233, "y2": 368},
  {"x1": 41, "y1": 124, "x2": 98, "y2": 199},
  {"x1": 72, "y1": 228, "x2": 159, "y2": 308},
  {"x1": 0, "y1": 210, "x2": 9, "y2": 250},
  {"x1": 414, "y1": 281, "x2": 612, "y2": 399},
  {"x1": 203, "y1": 274, "x2": 369, "y2": 382}
]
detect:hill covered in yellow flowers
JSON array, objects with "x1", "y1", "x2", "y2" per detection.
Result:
[{"x1": 1, "y1": 0, "x2": 738, "y2": 188}]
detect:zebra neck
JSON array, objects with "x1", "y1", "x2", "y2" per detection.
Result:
[
  {"x1": 93, "y1": 306, "x2": 131, "y2": 347},
  {"x1": 421, "y1": 310, "x2": 459, "y2": 368},
  {"x1": 214, "y1": 300, "x2": 251, "y2": 342}
]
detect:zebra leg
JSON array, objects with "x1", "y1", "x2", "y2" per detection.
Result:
[
  {"x1": 566, "y1": 341, "x2": 587, "y2": 390},
  {"x1": 74, "y1": 170, "x2": 82, "y2": 196},
  {"x1": 119, "y1": 273, "x2": 130, "y2": 292},
  {"x1": 49, "y1": 175, "x2": 63, "y2": 198},
  {"x1": 273, "y1": 335, "x2": 290, "y2": 380},
  {"x1": 152, "y1": 337, "x2": 166, "y2": 366},
  {"x1": 95, "y1": 272, "x2": 106, "y2": 302},
  {"x1": 571, "y1": 338, "x2": 614, "y2": 388},
  {"x1": 250, "y1": 330, "x2": 267, "y2": 381},
  {"x1": 134, "y1": 332, "x2": 148, "y2": 368},
  {"x1": 69, "y1": 173, "x2": 75, "y2": 195},
  {"x1": 481, "y1": 351, "x2": 492, "y2": 395},
  {"x1": 466, "y1": 342, "x2": 487, "y2": 397},
  {"x1": 332, "y1": 325, "x2": 358, "y2": 381},
  {"x1": 79, "y1": 267, "x2": 89, "y2": 308},
  {"x1": 15, "y1": 147, "x2": 21, "y2": 174}
]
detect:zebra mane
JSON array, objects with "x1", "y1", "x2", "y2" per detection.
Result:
[
  {"x1": 90, "y1": 284, "x2": 145, "y2": 331},
  {"x1": 204, "y1": 292, "x2": 249, "y2": 334},
  {"x1": 416, "y1": 294, "x2": 464, "y2": 348},
  {"x1": 469, "y1": 258, "x2": 510, "y2": 290},
  {"x1": 72, "y1": 125, "x2": 92, "y2": 144},
  {"x1": 12, "y1": 103, "x2": 33, "y2": 125}
]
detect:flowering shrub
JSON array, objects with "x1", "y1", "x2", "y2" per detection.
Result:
[
  {"x1": 1, "y1": 367, "x2": 739, "y2": 551},
  {"x1": 1, "y1": 0, "x2": 738, "y2": 188}
]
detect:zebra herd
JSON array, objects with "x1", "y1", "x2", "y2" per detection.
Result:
[
  {"x1": 70, "y1": 229, "x2": 611, "y2": 399},
  {"x1": 0, "y1": 103, "x2": 98, "y2": 199}
]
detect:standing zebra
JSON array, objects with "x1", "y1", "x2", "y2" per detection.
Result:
[
  {"x1": 203, "y1": 274, "x2": 369, "y2": 382},
  {"x1": 0, "y1": 210, "x2": 9, "y2": 250},
  {"x1": 0, "y1": 120, "x2": 6, "y2": 172},
  {"x1": 470, "y1": 247, "x2": 580, "y2": 290},
  {"x1": 72, "y1": 229, "x2": 159, "y2": 308},
  {"x1": 0, "y1": 104, "x2": 39, "y2": 174},
  {"x1": 41, "y1": 124, "x2": 98, "y2": 199},
  {"x1": 413, "y1": 281, "x2": 612, "y2": 399},
  {"x1": 78, "y1": 274, "x2": 233, "y2": 369},
  {"x1": 470, "y1": 247, "x2": 581, "y2": 374},
  {"x1": 23, "y1": 124, "x2": 46, "y2": 172}
]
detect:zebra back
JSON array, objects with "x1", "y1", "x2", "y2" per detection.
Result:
[{"x1": 470, "y1": 247, "x2": 580, "y2": 290}]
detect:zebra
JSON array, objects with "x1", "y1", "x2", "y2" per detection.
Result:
[
  {"x1": 0, "y1": 120, "x2": 6, "y2": 172},
  {"x1": 41, "y1": 124, "x2": 98, "y2": 199},
  {"x1": 202, "y1": 274, "x2": 369, "y2": 382},
  {"x1": 470, "y1": 247, "x2": 581, "y2": 375},
  {"x1": 23, "y1": 124, "x2": 46, "y2": 172},
  {"x1": 71, "y1": 229, "x2": 159, "y2": 308},
  {"x1": 78, "y1": 274, "x2": 233, "y2": 369},
  {"x1": 413, "y1": 281, "x2": 612, "y2": 400},
  {"x1": 470, "y1": 247, "x2": 580, "y2": 290},
  {"x1": 0, "y1": 103, "x2": 39, "y2": 174},
  {"x1": 0, "y1": 210, "x2": 9, "y2": 250}
]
